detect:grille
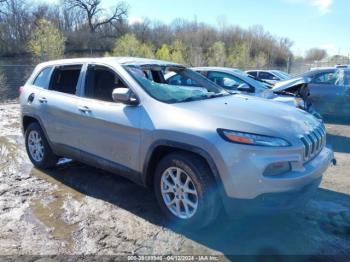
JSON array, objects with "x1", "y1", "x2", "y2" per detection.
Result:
[{"x1": 300, "y1": 124, "x2": 326, "y2": 162}]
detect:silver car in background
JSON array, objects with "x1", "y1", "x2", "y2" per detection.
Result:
[
  {"x1": 166, "y1": 67, "x2": 309, "y2": 111},
  {"x1": 20, "y1": 57, "x2": 334, "y2": 228}
]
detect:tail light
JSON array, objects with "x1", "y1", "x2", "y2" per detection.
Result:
[{"x1": 19, "y1": 86, "x2": 24, "y2": 96}]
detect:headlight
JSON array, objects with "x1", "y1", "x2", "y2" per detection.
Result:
[{"x1": 217, "y1": 129, "x2": 290, "y2": 147}]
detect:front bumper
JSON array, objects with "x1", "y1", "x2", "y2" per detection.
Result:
[
  {"x1": 214, "y1": 143, "x2": 334, "y2": 200},
  {"x1": 223, "y1": 176, "x2": 322, "y2": 216}
]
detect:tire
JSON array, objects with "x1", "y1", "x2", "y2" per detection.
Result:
[
  {"x1": 25, "y1": 122, "x2": 58, "y2": 169},
  {"x1": 154, "y1": 152, "x2": 220, "y2": 228}
]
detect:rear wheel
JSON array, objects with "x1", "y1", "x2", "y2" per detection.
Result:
[
  {"x1": 154, "y1": 152, "x2": 220, "y2": 228},
  {"x1": 25, "y1": 122, "x2": 58, "y2": 169}
]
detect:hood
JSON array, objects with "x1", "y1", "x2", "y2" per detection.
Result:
[
  {"x1": 272, "y1": 77, "x2": 311, "y2": 92},
  {"x1": 168, "y1": 94, "x2": 321, "y2": 141}
]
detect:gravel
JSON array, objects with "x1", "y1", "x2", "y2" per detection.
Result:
[{"x1": 0, "y1": 103, "x2": 349, "y2": 258}]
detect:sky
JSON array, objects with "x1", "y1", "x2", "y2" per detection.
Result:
[{"x1": 109, "y1": 0, "x2": 350, "y2": 57}]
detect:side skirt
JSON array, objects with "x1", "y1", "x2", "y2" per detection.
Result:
[{"x1": 53, "y1": 143, "x2": 144, "y2": 186}]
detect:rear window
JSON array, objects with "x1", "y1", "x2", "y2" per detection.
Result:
[
  {"x1": 32, "y1": 67, "x2": 52, "y2": 88},
  {"x1": 49, "y1": 65, "x2": 82, "y2": 95}
]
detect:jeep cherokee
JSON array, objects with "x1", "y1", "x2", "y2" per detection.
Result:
[{"x1": 20, "y1": 57, "x2": 335, "y2": 228}]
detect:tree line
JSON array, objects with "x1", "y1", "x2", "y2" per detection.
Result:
[{"x1": 0, "y1": 0, "x2": 331, "y2": 68}]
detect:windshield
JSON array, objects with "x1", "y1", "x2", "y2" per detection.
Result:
[
  {"x1": 124, "y1": 65, "x2": 230, "y2": 103},
  {"x1": 271, "y1": 71, "x2": 287, "y2": 79}
]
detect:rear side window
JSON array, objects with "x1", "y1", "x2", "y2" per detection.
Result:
[
  {"x1": 33, "y1": 67, "x2": 52, "y2": 88},
  {"x1": 49, "y1": 65, "x2": 82, "y2": 95},
  {"x1": 247, "y1": 71, "x2": 257, "y2": 77},
  {"x1": 259, "y1": 72, "x2": 275, "y2": 80}
]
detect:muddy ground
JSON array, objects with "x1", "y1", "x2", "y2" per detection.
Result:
[{"x1": 0, "y1": 102, "x2": 349, "y2": 258}]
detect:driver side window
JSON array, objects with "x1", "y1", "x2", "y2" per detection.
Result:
[
  {"x1": 207, "y1": 71, "x2": 244, "y2": 90},
  {"x1": 84, "y1": 64, "x2": 127, "y2": 102},
  {"x1": 311, "y1": 71, "x2": 336, "y2": 85}
]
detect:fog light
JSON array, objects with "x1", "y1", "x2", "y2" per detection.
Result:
[{"x1": 263, "y1": 162, "x2": 291, "y2": 176}]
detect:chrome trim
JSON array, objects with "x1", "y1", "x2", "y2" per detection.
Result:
[{"x1": 300, "y1": 124, "x2": 327, "y2": 162}]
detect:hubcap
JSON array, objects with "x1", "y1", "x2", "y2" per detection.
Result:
[
  {"x1": 28, "y1": 130, "x2": 44, "y2": 162},
  {"x1": 160, "y1": 167, "x2": 198, "y2": 219}
]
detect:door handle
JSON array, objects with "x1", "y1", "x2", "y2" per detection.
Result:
[
  {"x1": 78, "y1": 106, "x2": 91, "y2": 113},
  {"x1": 38, "y1": 97, "x2": 47, "y2": 103}
]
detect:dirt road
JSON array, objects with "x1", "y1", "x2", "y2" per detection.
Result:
[{"x1": 0, "y1": 103, "x2": 349, "y2": 258}]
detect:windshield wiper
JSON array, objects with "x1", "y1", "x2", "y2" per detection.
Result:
[{"x1": 206, "y1": 92, "x2": 231, "y2": 98}]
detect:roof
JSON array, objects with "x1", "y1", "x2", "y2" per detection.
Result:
[
  {"x1": 192, "y1": 67, "x2": 244, "y2": 74},
  {"x1": 36, "y1": 57, "x2": 184, "y2": 68},
  {"x1": 245, "y1": 70, "x2": 269, "y2": 72},
  {"x1": 309, "y1": 66, "x2": 335, "y2": 71},
  {"x1": 245, "y1": 69, "x2": 288, "y2": 73}
]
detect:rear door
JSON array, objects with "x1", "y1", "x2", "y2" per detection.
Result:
[
  {"x1": 38, "y1": 64, "x2": 84, "y2": 154},
  {"x1": 22, "y1": 66, "x2": 53, "y2": 121},
  {"x1": 76, "y1": 63, "x2": 143, "y2": 172}
]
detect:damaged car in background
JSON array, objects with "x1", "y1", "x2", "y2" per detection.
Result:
[
  {"x1": 294, "y1": 68, "x2": 350, "y2": 117},
  {"x1": 166, "y1": 67, "x2": 320, "y2": 117}
]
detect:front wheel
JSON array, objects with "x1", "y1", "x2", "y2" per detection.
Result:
[
  {"x1": 154, "y1": 152, "x2": 220, "y2": 228},
  {"x1": 25, "y1": 122, "x2": 58, "y2": 169}
]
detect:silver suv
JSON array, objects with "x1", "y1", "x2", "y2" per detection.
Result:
[{"x1": 20, "y1": 57, "x2": 335, "y2": 228}]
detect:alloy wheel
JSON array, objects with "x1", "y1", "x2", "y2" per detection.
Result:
[{"x1": 160, "y1": 167, "x2": 199, "y2": 219}]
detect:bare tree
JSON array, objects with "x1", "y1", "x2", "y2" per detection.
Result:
[
  {"x1": 305, "y1": 48, "x2": 328, "y2": 62},
  {"x1": 64, "y1": 0, "x2": 127, "y2": 33}
]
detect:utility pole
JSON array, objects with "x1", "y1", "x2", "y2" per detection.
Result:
[{"x1": 287, "y1": 56, "x2": 291, "y2": 73}]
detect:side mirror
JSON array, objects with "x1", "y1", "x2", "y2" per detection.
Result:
[
  {"x1": 272, "y1": 76, "x2": 279, "y2": 81},
  {"x1": 237, "y1": 83, "x2": 253, "y2": 93},
  {"x1": 112, "y1": 88, "x2": 139, "y2": 105}
]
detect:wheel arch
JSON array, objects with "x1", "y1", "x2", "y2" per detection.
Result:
[
  {"x1": 22, "y1": 114, "x2": 53, "y2": 148},
  {"x1": 142, "y1": 140, "x2": 223, "y2": 190},
  {"x1": 22, "y1": 115, "x2": 39, "y2": 133}
]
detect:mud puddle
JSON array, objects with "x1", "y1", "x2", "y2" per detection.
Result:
[{"x1": 28, "y1": 166, "x2": 85, "y2": 252}]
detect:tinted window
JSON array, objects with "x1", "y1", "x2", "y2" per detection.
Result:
[
  {"x1": 33, "y1": 67, "x2": 52, "y2": 88},
  {"x1": 84, "y1": 65, "x2": 127, "y2": 102},
  {"x1": 259, "y1": 72, "x2": 276, "y2": 80},
  {"x1": 49, "y1": 65, "x2": 82, "y2": 95},
  {"x1": 207, "y1": 71, "x2": 245, "y2": 90}
]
